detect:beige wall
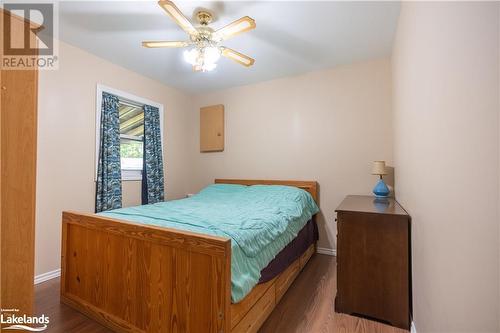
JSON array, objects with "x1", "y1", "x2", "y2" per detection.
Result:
[
  {"x1": 392, "y1": 2, "x2": 499, "y2": 332},
  {"x1": 35, "y1": 41, "x2": 194, "y2": 276},
  {"x1": 188, "y1": 58, "x2": 393, "y2": 251}
]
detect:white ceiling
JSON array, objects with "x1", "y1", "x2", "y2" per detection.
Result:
[{"x1": 59, "y1": 1, "x2": 401, "y2": 93}]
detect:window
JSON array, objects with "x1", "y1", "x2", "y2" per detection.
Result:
[
  {"x1": 119, "y1": 101, "x2": 144, "y2": 180},
  {"x1": 95, "y1": 85, "x2": 164, "y2": 182}
]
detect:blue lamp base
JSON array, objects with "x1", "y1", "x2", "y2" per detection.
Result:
[{"x1": 373, "y1": 179, "x2": 390, "y2": 197}]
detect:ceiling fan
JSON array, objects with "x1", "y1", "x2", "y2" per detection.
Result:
[{"x1": 142, "y1": 1, "x2": 256, "y2": 72}]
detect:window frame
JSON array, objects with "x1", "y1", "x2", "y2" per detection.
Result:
[
  {"x1": 120, "y1": 134, "x2": 144, "y2": 180},
  {"x1": 95, "y1": 84, "x2": 164, "y2": 181}
]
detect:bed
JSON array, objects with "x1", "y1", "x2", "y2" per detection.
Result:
[{"x1": 60, "y1": 179, "x2": 319, "y2": 333}]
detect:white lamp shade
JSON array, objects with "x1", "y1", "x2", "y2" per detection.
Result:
[{"x1": 371, "y1": 161, "x2": 388, "y2": 175}]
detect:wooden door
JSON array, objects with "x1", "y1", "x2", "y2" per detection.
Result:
[
  {"x1": 0, "y1": 9, "x2": 38, "y2": 316},
  {"x1": 200, "y1": 104, "x2": 224, "y2": 152}
]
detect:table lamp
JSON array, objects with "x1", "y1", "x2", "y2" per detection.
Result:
[{"x1": 371, "y1": 161, "x2": 390, "y2": 197}]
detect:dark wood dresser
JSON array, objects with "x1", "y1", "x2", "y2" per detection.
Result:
[{"x1": 335, "y1": 195, "x2": 411, "y2": 330}]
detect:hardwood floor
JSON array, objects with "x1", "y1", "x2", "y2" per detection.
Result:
[{"x1": 34, "y1": 254, "x2": 408, "y2": 333}]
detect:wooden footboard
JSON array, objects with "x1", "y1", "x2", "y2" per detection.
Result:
[{"x1": 61, "y1": 211, "x2": 231, "y2": 333}]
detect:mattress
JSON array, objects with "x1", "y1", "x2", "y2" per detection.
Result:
[
  {"x1": 98, "y1": 183, "x2": 319, "y2": 303},
  {"x1": 258, "y1": 218, "x2": 318, "y2": 284}
]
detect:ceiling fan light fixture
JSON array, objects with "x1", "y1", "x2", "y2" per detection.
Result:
[
  {"x1": 204, "y1": 46, "x2": 221, "y2": 64},
  {"x1": 201, "y1": 62, "x2": 217, "y2": 72},
  {"x1": 183, "y1": 48, "x2": 200, "y2": 65},
  {"x1": 184, "y1": 46, "x2": 221, "y2": 71},
  {"x1": 144, "y1": 1, "x2": 256, "y2": 72}
]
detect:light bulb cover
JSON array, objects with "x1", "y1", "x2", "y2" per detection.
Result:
[
  {"x1": 203, "y1": 47, "x2": 221, "y2": 64},
  {"x1": 184, "y1": 46, "x2": 220, "y2": 71},
  {"x1": 202, "y1": 62, "x2": 217, "y2": 71},
  {"x1": 183, "y1": 48, "x2": 199, "y2": 65}
]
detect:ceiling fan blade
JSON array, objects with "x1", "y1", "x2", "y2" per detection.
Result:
[
  {"x1": 221, "y1": 47, "x2": 255, "y2": 67},
  {"x1": 158, "y1": 1, "x2": 197, "y2": 36},
  {"x1": 213, "y1": 16, "x2": 256, "y2": 41},
  {"x1": 142, "y1": 41, "x2": 190, "y2": 48}
]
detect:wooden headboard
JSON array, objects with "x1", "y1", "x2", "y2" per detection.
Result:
[{"x1": 214, "y1": 179, "x2": 319, "y2": 203}]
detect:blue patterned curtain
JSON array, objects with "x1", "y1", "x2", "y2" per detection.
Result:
[
  {"x1": 142, "y1": 104, "x2": 165, "y2": 204},
  {"x1": 95, "y1": 92, "x2": 122, "y2": 212}
]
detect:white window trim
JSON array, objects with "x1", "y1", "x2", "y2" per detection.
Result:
[{"x1": 95, "y1": 84, "x2": 164, "y2": 182}]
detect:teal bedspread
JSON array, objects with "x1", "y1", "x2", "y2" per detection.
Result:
[{"x1": 98, "y1": 184, "x2": 319, "y2": 303}]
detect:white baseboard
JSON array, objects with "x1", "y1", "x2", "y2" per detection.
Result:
[
  {"x1": 34, "y1": 269, "x2": 61, "y2": 285},
  {"x1": 410, "y1": 321, "x2": 417, "y2": 333},
  {"x1": 316, "y1": 247, "x2": 336, "y2": 256}
]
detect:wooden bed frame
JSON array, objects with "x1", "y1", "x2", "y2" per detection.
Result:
[{"x1": 61, "y1": 179, "x2": 318, "y2": 333}]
